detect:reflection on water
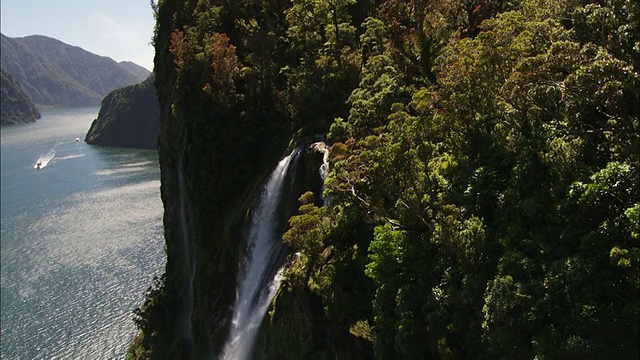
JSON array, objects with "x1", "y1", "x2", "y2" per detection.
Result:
[{"x1": 1, "y1": 107, "x2": 165, "y2": 359}]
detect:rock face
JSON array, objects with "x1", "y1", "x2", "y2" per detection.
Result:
[
  {"x1": 131, "y1": 1, "x2": 342, "y2": 358},
  {"x1": 1, "y1": 69, "x2": 41, "y2": 125},
  {"x1": 1, "y1": 33, "x2": 149, "y2": 108},
  {"x1": 85, "y1": 75, "x2": 160, "y2": 150}
]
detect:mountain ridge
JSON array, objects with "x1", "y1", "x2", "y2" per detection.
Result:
[
  {"x1": 0, "y1": 33, "x2": 150, "y2": 109},
  {"x1": 1, "y1": 69, "x2": 41, "y2": 124},
  {"x1": 118, "y1": 61, "x2": 151, "y2": 80}
]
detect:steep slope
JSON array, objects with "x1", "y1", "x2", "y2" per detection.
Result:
[
  {"x1": 0, "y1": 33, "x2": 149, "y2": 108},
  {"x1": 1, "y1": 69, "x2": 41, "y2": 124},
  {"x1": 118, "y1": 61, "x2": 151, "y2": 80},
  {"x1": 129, "y1": 1, "x2": 307, "y2": 357},
  {"x1": 129, "y1": 0, "x2": 362, "y2": 358},
  {"x1": 132, "y1": 1, "x2": 639, "y2": 360},
  {"x1": 1, "y1": 34, "x2": 102, "y2": 107},
  {"x1": 85, "y1": 74, "x2": 160, "y2": 149}
]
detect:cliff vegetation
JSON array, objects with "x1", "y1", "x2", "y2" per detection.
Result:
[{"x1": 132, "y1": 0, "x2": 639, "y2": 359}]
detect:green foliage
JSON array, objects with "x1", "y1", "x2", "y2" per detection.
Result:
[
  {"x1": 273, "y1": 196, "x2": 375, "y2": 359},
  {"x1": 323, "y1": 0, "x2": 639, "y2": 359},
  {"x1": 283, "y1": 191, "x2": 334, "y2": 285},
  {"x1": 365, "y1": 224, "x2": 405, "y2": 285},
  {"x1": 283, "y1": 0, "x2": 362, "y2": 132},
  {"x1": 146, "y1": 0, "x2": 640, "y2": 358},
  {"x1": 127, "y1": 275, "x2": 177, "y2": 359}
]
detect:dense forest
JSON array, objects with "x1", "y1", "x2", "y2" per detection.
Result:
[{"x1": 131, "y1": 0, "x2": 639, "y2": 359}]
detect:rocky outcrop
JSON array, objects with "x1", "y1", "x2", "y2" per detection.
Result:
[
  {"x1": 84, "y1": 74, "x2": 160, "y2": 149},
  {"x1": 1, "y1": 69, "x2": 41, "y2": 125}
]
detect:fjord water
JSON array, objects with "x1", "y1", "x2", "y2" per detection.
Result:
[{"x1": 1, "y1": 108, "x2": 165, "y2": 359}]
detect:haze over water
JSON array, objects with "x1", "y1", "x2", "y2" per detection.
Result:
[{"x1": 1, "y1": 108, "x2": 165, "y2": 359}]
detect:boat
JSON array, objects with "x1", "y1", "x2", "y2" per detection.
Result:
[
  {"x1": 75, "y1": 138, "x2": 80, "y2": 142},
  {"x1": 34, "y1": 150, "x2": 54, "y2": 169}
]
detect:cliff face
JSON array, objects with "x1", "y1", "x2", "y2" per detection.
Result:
[
  {"x1": 127, "y1": 0, "x2": 364, "y2": 356},
  {"x1": 132, "y1": 0, "x2": 341, "y2": 358},
  {"x1": 84, "y1": 75, "x2": 160, "y2": 150},
  {"x1": 135, "y1": 1, "x2": 640, "y2": 360},
  {"x1": 1, "y1": 69, "x2": 41, "y2": 125}
]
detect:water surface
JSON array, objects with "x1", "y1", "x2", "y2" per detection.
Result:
[{"x1": 1, "y1": 107, "x2": 165, "y2": 359}]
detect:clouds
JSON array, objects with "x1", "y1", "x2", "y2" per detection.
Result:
[{"x1": 85, "y1": 11, "x2": 154, "y2": 70}]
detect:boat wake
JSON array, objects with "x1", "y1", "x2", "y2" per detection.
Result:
[
  {"x1": 33, "y1": 140, "x2": 83, "y2": 170},
  {"x1": 55, "y1": 154, "x2": 85, "y2": 161},
  {"x1": 34, "y1": 150, "x2": 55, "y2": 169}
]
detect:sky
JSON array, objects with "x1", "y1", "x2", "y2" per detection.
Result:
[{"x1": 1, "y1": 0, "x2": 156, "y2": 71}]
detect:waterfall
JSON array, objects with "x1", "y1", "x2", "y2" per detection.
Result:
[
  {"x1": 177, "y1": 154, "x2": 195, "y2": 344},
  {"x1": 312, "y1": 142, "x2": 330, "y2": 205},
  {"x1": 221, "y1": 148, "x2": 300, "y2": 360}
]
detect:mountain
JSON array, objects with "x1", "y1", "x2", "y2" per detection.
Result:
[
  {"x1": 1, "y1": 34, "x2": 102, "y2": 107},
  {"x1": 118, "y1": 61, "x2": 151, "y2": 80},
  {"x1": 0, "y1": 33, "x2": 149, "y2": 108},
  {"x1": 1, "y1": 69, "x2": 41, "y2": 124},
  {"x1": 85, "y1": 74, "x2": 160, "y2": 149}
]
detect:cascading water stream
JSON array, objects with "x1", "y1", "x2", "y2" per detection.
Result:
[
  {"x1": 221, "y1": 148, "x2": 301, "y2": 360},
  {"x1": 312, "y1": 142, "x2": 330, "y2": 205},
  {"x1": 176, "y1": 155, "x2": 195, "y2": 343}
]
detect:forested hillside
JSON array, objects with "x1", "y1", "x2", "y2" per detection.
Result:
[
  {"x1": 0, "y1": 34, "x2": 149, "y2": 108},
  {"x1": 85, "y1": 74, "x2": 160, "y2": 149},
  {"x1": 1, "y1": 69, "x2": 41, "y2": 124},
  {"x1": 132, "y1": 0, "x2": 639, "y2": 358}
]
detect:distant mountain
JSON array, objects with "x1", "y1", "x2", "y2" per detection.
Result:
[
  {"x1": 0, "y1": 33, "x2": 150, "y2": 108},
  {"x1": 1, "y1": 34, "x2": 102, "y2": 107},
  {"x1": 118, "y1": 61, "x2": 150, "y2": 80},
  {"x1": 1, "y1": 69, "x2": 41, "y2": 124},
  {"x1": 85, "y1": 74, "x2": 160, "y2": 150}
]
